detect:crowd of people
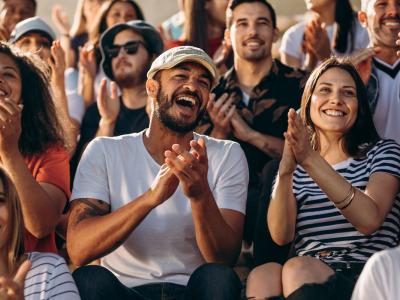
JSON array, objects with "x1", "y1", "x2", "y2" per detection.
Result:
[{"x1": 0, "y1": 0, "x2": 399, "y2": 299}]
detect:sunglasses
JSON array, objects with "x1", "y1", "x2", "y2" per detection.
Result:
[{"x1": 105, "y1": 40, "x2": 147, "y2": 59}]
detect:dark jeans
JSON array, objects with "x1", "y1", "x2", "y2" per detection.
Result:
[
  {"x1": 253, "y1": 159, "x2": 292, "y2": 266},
  {"x1": 73, "y1": 263, "x2": 242, "y2": 300},
  {"x1": 266, "y1": 262, "x2": 363, "y2": 300}
]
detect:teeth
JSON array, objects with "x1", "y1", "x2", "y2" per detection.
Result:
[
  {"x1": 383, "y1": 21, "x2": 400, "y2": 26},
  {"x1": 177, "y1": 96, "x2": 196, "y2": 105},
  {"x1": 324, "y1": 110, "x2": 344, "y2": 116},
  {"x1": 246, "y1": 41, "x2": 261, "y2": 47}
]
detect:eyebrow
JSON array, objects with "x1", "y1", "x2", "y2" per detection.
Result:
[
  {"x1": 3, "y1": 66, "x2": 18, "y2": 72},
  {"x1": 318, "y1": 82, "x2": 356, "y2": 89},
  {"x1": 235, "y1": 17, "x2": 271, "y2": 23},
  {"x1": 175, "y1": 65, "x2": 212, "y2": 83}
]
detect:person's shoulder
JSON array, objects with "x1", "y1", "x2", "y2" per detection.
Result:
[
  {"x1": 367, "y1": 246, "x2": 400, "y2": 270},
  {"x1": 369, "y1": 139, "x2": 400, "y2": 153},
  {"x1": 364, "y1": 139, "x2": 400, "y2": 164},
  {"x1": 27, "y1": 252, "x2": 66, "y2": 268},
  {"x1": 195, "y1": 133, "x2": 244, "y2": 157},
  {"x1": 283, "y1": 20, "x2": 307, "y2": 38},
  {"x1": 92, "y1": 131, "x2": 145, "y2": 148},
  {"x1": 274, "y1": 59, "x2": 306, "y2": 78}
]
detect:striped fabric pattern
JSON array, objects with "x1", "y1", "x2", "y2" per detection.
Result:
[
  {"x1": 292, "y1": 139, "x2": 400, "y2": 264},
  {"x1": 24, "y1": 252, "x2": 80, "y2": 300}
]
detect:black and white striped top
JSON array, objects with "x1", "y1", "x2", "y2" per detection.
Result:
[
  {"x1": 24, "y1": 252, "x2": 80, "y2": 300},
  {"x1": 293, "y1": 139, "x2": 400, "y2": 264}
]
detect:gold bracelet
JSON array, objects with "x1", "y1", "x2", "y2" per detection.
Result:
[
  {"x1": 338, "y1": 187, "x2": 356, "y2": 210},
  {"x1": 333, "y1": 184, "x2": 353, "y2": 206}
]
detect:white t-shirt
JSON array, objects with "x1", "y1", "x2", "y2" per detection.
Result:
[
  {"x1": 369, "y1": 58, "x2": 400, "y2": 144},
  {"x1": 24, "y1": 252, "x2": 80, "y2": 300},
  {"x1": 64, "y1": 68, "x2": 85, "y2": 124},
  {"x1": 71, "y1": 131, "x2": 248, "y2": 287},
  {"x1": 280, "y1": 17, "x2": 369, "y2": 69},
  {"x1": 352, "y1": 246, "x2": 400, "y2": 300}
]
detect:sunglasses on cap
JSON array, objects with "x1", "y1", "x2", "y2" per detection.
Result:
[{"x1": 105, "y1": 40, "x2": 147, "y2": 59}]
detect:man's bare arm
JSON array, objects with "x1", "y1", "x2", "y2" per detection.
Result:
[
  {"x1": 67, "y1": 195, "x2": 157, "y2": 266},
  {"x1": 67, "y1": 165, "x2": 179, "y2": 266}
]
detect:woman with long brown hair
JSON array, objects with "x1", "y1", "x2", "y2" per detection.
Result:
[{"x1": 246, "y1": 57, "x2": 400, "y2": 299}]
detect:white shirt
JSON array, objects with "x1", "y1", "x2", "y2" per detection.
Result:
[
  {"x1": 280, "y1": 17, "x2": 369, "y2": 69},
  {"x1": 370, "y1": 58, "x2": 400, "y2": 143},
  {"x1": 352, "y1": 246, "x2": 400, "y2": 300},
  {"x1": 71, "y1": 131, "x2": 248, "y2": 287}
]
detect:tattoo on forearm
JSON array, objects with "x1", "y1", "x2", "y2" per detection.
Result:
[{"x1": 71, "y1": 199, "x2": 110, "y2": 227}]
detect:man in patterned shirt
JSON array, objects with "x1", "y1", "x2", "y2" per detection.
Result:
[{"x1": 198, "y1": 0, "x2": 305, "y2": 262}]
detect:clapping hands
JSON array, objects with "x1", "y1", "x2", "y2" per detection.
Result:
[{"x1": 280, "y1": 109, "x2": 315, "y2": 174}]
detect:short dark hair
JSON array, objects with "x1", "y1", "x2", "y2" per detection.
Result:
[
  {"x1": 226, "y1": 0, "x2": 277, "y2": 29},
  {"x1": 300, "y1": 57, "x2": 380, "y2": 158},
  {"x1": 0, "y1": 42, "x2": 65, "y2": 156}
]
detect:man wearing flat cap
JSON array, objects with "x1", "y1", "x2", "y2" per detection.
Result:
[{"x1": 68, "y1": 46, "x2": 248, "y2": 300}]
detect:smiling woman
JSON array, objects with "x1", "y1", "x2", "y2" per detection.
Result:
[
  {"x1": 246, "y1": 57, "x2": 400, "y2": 300},
  {"x1": 0, "y1": 41, "x2": 70, "y2": 254}
]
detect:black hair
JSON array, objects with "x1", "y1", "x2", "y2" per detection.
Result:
[
  {"x1": 334, "y1": 0, "x2": 356, "y2": 54},
  {"x1": 226, "y1": 0, "x2": 277, "y2": 28}
]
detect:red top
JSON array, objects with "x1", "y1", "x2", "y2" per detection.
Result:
[{"x1": 24, "y1": 146, "x2": 70, "y2": 253}]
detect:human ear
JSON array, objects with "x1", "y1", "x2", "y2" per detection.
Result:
[
  {"x1": 358, "y1": 11, "x2": 368, "y2": 28},
  {"x1": 272, "y1": 27, "x2": 280, "y2": 43},
  {"x1": 224, "y1": 29, "x2": 232, "y2": 47},
  {"x1": 146, "y1": 79, "x2": 159, "y2": 98}
]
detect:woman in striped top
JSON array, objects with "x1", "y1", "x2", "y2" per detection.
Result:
[
  {"x1": 0, "y1": 167, "x2": 80, "y2": 299},
  {"x1": 246, "y1": 57, "x2": 400, "y2": 300}
]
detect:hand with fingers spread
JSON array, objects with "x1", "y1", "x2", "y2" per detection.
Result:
[
  {"x1": 0, "y1": 98, "x2": 23, "y2": 157},
  {"x1": 51, "y1": 5, "x2": 70, "y2": 37},
  {"x1": 207, "y1": 93, "x2": 236, "y2": 139},
  {"x1": 98, "y1": 79, "x2": 120, "y2": 127},
  {"x1": 48, "y1": 41, "x2": 66, "y2": 87},
  {"x1": 0, "y1": 260, "x2": 31, "y2": 300},
  {"x1": 303, "y1": 17, "x2": 331, "y2": 61},
  {"x1": 165, "y1": 138, "x2": 210, "y2": 200},
  {"x1": 230, "y1": 111, "x2": 255, "y2": 143},
  {"x1": 284, "y1": 108, "x2": 314, "y2": 166},
  {"x1": 79, "y1": 44, "x2": 97, "y2": 80},
  {"x1": 349, "y1": 47, "x2": 379, "y2": 85},
  {"x1": 149, "y1": 164, "x2": 179, "y2": 206},
  {"x1": 0, "y1": 9, "x2": 12, "y2": 41}
]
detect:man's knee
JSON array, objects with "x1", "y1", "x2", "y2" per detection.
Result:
[
  {"x1": 73, "y1": 265, "x2": 125, "y2": 300},
  {"x1": 187, "y1": 263, "x2": 242, "y2": 299}
]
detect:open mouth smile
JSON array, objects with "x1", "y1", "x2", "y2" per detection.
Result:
[{"x1": 322, "y1": 109, "x2": 347, "y2": 117}]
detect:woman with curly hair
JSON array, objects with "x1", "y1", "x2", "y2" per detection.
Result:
[{"x1": 0, "y1": 42, "x2": 70, "y2": 254}]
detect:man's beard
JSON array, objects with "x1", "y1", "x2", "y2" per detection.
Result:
[
  {"x1": 155, "y1": 89, "x2": 205, "y2": 133},
  {"x1": 114, "y1": 60, "x2": 150, "y2": 88}
]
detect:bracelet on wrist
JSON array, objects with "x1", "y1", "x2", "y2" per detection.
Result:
[
  {"x1": 336, "y1": 186, "x2": 356, "y2": 210},
  {"x1": 334, "y1": 184, "x2": 353, "y2": 206}
]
